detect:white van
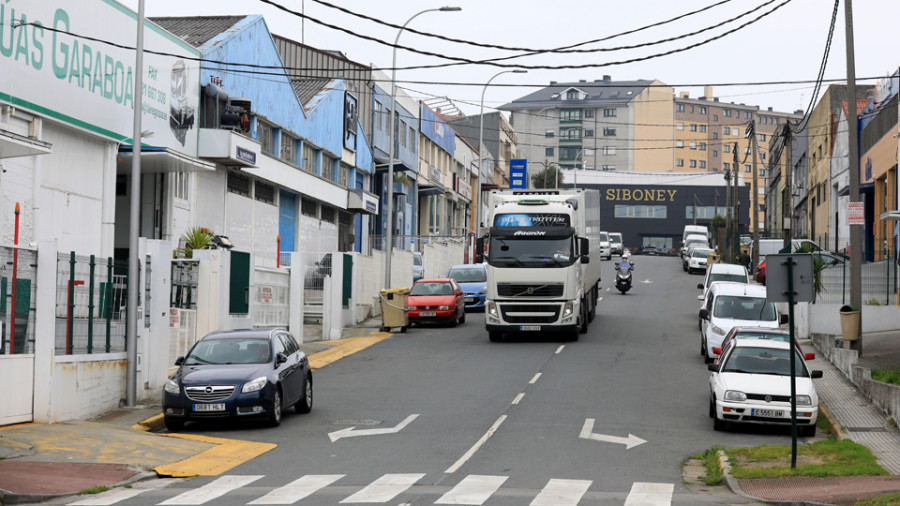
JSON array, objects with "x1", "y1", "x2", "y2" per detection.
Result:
[
  {"x1": 752, "y1": 239, "x2": 822, "y2": 262},
  {"x1": 682, "y1": 225, "x2": 709, "y2": 246}
]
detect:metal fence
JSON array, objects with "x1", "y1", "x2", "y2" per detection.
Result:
[
  {"x1": 54, "y1": 252, "x2": 129, "y2": 355},
  {"x1": 0, "y1": 246, "x2": 38, "y2": 355},
  {"x1": 817, "y1": 258, "x2": 898, "y2": 306}
]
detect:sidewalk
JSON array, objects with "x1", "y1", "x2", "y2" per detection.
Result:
[{"x1": 0, "y1": 328, "x2": 897, "y2": 505}]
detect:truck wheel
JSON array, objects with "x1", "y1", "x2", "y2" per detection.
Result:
[
  {"x1": 489, "y1": 332, "x2": 503, "y2": 342},
  {"x1": 588, "y1": 288, "x2": 597, "y2": 322},
  {"x1": 567, "y1": 331, "x2": 580, "y2": 342},
  {"x1": 578, "y1": 305, "x2": 588, "y2": 334}
]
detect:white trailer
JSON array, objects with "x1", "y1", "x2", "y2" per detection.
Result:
[{"x1": 478, "y1": 189, "x2": 602, "y2": 341}]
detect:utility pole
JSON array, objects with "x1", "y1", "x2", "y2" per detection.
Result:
[
  {"x1": 732, "y1": 142, "x2": 740, "y2": 260},
  {"x1": 749, "y1": 120, "x2": 761, "y2": 272},
  {"x1": 692, "y1": 194, "x2": 698, "y2": 225},
  {"x1": 845, "y1": 0, "x2": 862, "y2": 353},
  {"x1": 724, "y1": 169, "x2": 732, "y2": 256},
  {"x1": 783, "y1": 125, "x2": 793, "y2": 250}
]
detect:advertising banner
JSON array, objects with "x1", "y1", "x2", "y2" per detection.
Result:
[
  {"x1": 509, "y1": 159, "x2": 527, "y2": 189},
  {"x1": 0, "y1": 0, "x2": 202, "y2": 154}
]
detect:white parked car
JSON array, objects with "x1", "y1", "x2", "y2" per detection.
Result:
[
  {"x1": 697, "y1": 263, "x2": 750, "y2": 302},
  {"x1": 687, "y1": 247, "x2": 716, "y2": 274},
  {"x1": 709, "y1": 339, "x2": 822, "y2": 436},
  {"x1": 699, "y1": 282, "x2": 786, "y2": 363}
]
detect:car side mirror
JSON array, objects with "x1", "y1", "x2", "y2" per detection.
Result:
[
  {"x1": 699, "y1": 308, "x2": 709, "y2": 320},
  {"x1": 697, "y1": 283, "x2": 704, "y2": 290},
  {"x1": 779, "y1": 314, "x2": 789, "y2": 325},
  {"x1": 804, "y1": 352, "x2": 816, "y2": 361},
  {"x1": 175, "y1": 356, "x2": 184, "y2": 366},
  {"x1": 712, "y1": 347, "x2": 722, "y2": 356},
  {"x1": 707, "y1": 363, "x2": 718, "y2": 372},
  {"x1": 811, "y1": 370, "x2": 823, "y2": 379},
  {"x1": 275, "y1": 352, "x2": 288, "y2": 366}
]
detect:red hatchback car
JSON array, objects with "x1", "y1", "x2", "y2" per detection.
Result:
[{"x1": 407, "y1": 278, "x2": 466, "y2": 327}]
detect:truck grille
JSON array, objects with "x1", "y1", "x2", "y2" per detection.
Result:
[
  {"x1": 497, "y1": 283, "x2": 564, "y2": 297},
  {"x1": 499, "y1": 304, "x2": 560, "y2": 324},
  {"x1": 185, "y1": 385, "x2": 235, "y2": 402}
]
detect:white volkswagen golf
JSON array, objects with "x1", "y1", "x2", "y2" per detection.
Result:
[{"x1": 709, "y1": 339, "x2": 822, "y2": 436}]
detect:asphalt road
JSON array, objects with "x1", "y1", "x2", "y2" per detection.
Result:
[{"x1": 85, "y1": 256, "x2": 803, "y2": 505}]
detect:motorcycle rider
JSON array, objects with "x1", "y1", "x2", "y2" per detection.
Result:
[{"x1": 615, "y1": 253, "x2": 634, "y2": 271}]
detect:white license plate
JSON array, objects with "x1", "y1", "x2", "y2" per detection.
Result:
[
  {"x1": 466, "y1": 298, "x2": 476, "y2": 303},
  {"x1": 752, "y1": 408, "x2": 784, "y2": 417},
  {"x1": 194, "y1": 403, "x2": 225, "y2": 412},
  {"x1": 520, "y1": 325, "x2": 541, "y2": 331},
  {"x1": 419, "y1": 311, "x2": 436, "y2": 317}
]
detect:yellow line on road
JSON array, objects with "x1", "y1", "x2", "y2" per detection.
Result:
[
  {"x1": 155, "y1": 434, "x2": 276, "y2": 477},
  {"x1": 308, "y1": 333, "x2": 392, "y2": 370}
]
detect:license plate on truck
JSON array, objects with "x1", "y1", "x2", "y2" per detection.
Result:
[
  {"x1": 751, "y1": 409, "x2": 783, "y2": 417},
  {"x1": 194, "y1": 403, "x2": 225, "y2": 412},
  {"x1": 520, "y1": 325, "x2": 541, "y2": 331}
]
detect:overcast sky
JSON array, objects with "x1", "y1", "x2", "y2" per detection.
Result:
[{"x1": 121, "y1": 0, "x2": 898, "y2": 117}]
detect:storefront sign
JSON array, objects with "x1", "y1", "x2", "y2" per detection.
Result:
[{"x1": 604, "y1": 188, "x2": 678, "y2": 202}]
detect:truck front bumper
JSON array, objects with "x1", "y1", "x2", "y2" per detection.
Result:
[{"x1": 486, "y1": 323, "x2": 578, "y2": 334}]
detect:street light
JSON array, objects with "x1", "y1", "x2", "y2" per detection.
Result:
[
  {"x1": 477, "y1": 69, "x2": 526, "y2": 236},
  {"x1": 384, "y1": 6, "x2": 460, "y2": 289}
]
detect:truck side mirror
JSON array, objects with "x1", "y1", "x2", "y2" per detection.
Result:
[
  {"x1": 580, "y1": 237, "x2": 589, "y2": 257},
  {"x1": 475, "y1": 237, "x2": 485, "y2": 263}
]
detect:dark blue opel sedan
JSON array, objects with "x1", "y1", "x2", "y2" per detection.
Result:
[{"x1": 162, "y1": 328, "x2": 312, "y2": 431}]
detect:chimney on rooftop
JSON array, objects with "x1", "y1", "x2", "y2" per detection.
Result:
[
  {"x1": 680, "y1": 91, "x2": 689, "y2": 98},
  {"x1": 550, "y1": 81, "x2": 557, "y2": 85},
  {"x1": 603, "y1": 75, "x2": 612, "y2": 82},
  {"x1": 768, "y1": 107, "x2": 773, "y2": 111},
  {"x1": 704, "y1": 86, "x2": 713, "y2": 100},
  {"x1": 579, "y1": 79, "x2": 586, "y2": 83}
]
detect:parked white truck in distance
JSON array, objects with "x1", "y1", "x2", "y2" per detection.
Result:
[{"x1": 477, "y1": 189, "x2": 603, "y2": 342}]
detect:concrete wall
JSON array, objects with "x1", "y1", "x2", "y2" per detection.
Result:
[{"x1": 796, "y1": 302, "x2": 900, "y2": 338}]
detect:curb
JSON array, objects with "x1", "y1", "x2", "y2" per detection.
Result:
[
  {"x1": 717, "y1": 450, "x2": 838, "y2": 506},
  {"x1": 133, "y1": 413, "x2": 165, "y2": 432},
  {"x1": 0, "y1": 467, "x2": 156, "y2": 505}
]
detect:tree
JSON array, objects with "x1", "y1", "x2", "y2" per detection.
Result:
[
  {"x1": 177, "y1": 227, "x2": 214, "y2": 258},
  {"x1": 531, "y1": 164, "x2": 563, "y2": 189}
]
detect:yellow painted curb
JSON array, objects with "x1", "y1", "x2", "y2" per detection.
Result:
[
  {"x1": 133, "y1": 413, "x2": 164, "y2": 432},
  {"x1": 155, "y1": 434, "x2": 276, "y2": 477},
  {"x1": 819, "y1": 403, "x2": 847, "y2": 440},
  {"x1": 308, "y1": 333, "x2": 392, "y2": 370}
]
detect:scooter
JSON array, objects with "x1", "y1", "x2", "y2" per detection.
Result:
[{"x1": 615, "y1": 262, "x2": 634, "y2": 294}]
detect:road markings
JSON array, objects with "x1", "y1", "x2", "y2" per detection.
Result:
[
  {"x1": 159, "y1": 475, "x2": 263, "y2": 505},
  {"x1": 69, "y1": 487, "x2": 147, "y2": 505},
  {"x1": 579, "y1": 418, "x2": 647, "y2": 449},
  {"x1": 529, "y1": 478, "x2": 591, "y2": 506},
  {"x1": 445, "y1": 415, "x2": 508, "y2": 474},
  {"x1": 248, "y1": 474, "x2": 345, "y2": 504},
  {"x1": 339, "y1": 473, "x2": 424, "y2": 503},
  {"x1": 435, "y1": 474, "x2": 509, "y2": 504},
  {"x1": 512, "y1": 393, "x2": 525, "y2": 405},
  {"x1": 529, "y1": 373, "x2": 542, "y2": 384},
  {"x1": 328, "y1": 414, "x2": 419, "y2": 442},
  {"x1": 641, "y1": 279, "x2": 654, "y2": 284},
  {"x1": 624, "y1": 482, "x2": 674, "y2": 505},
  {"x1": 555, "y1": 345, "x2": 565, "y2": 354}
]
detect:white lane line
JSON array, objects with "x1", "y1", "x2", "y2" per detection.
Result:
[
  {"x1": 248, "y1": 475, "x2": 345, "y2": 504},
  {"x1": 445, "y1": 415, "x2": 508, "y2": 474},
  {"x1": 512, "y1": 393, "x2": 525, "y2": 405},
  {"x1": 529, "y1": 479, "x2": 592, "y2": 506},
  {"x1": 69, "y1": 487, "x2": 148, "y2": 505},
  {"x1": 555, "y1": 345, "x2": 565, "y2": 354},
  {"x1": 435, "y1": 475, "x2": 508, "y2": 504},
  {"x1": 159, "y1": 475, "x2": 263, "y2": 505},
  {"x1": 529, "y1": 373, "x2": 542, "y2": 384},
  {"x1": 597, "y1": 297, "x2": 603, "y2": 303},
  {"x1": 339, "y1": 473, "x2": 424, "y2": 503},
  {"x1": 623, "y1": 482, "x2": 674, "y2": 505}
]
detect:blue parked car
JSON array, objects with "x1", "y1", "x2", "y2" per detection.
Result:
[
  {"x1": 447, "y1": 264, "x2": 488, "y2": 310},
  {"x1": 162, "y1": 328, "x2": 312, "y2": 431}
]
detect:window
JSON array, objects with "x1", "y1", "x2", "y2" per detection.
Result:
[
  {"x1": 723, "y1": 162, "x2": 731, "y2": 171},
  {"x1": 603, "y1": 127, "x2": 617, "y2": 136},
  {"x1": 301, "y1": 198, "x2": 317, "y2": 217},
  {"x1": 676, "y1": 140, "x2": 684, "y2": 148},
  {"x1": 690, "y1": 142, "x2": 697, "y2": 150},
  {"x1": 560, "y1": 108, "x2": 583, "y2": 122},
  {"x1": 559, "y1": 127, "x2": 582, "y2": 141},
  {"x1": 733, "y1": 129, "x2": 740, "y2": 136},
  {"x1": 676, "y1": 122, "x2": 684, "y2": 130},
  {"x1": 759, "y1": 134, "x2": 766, "y2": 142},
  {"x1": 321, "y1": 205, "x2": 336, "y2": 223},
  {"x1": 699, "y1": 106, "x2": 707, "y2": 114},
  {"x1": 713, "y1": 114, "x2": 719, "y2": 122},
  {"x1": 690, "y1": 160, "x2": 697, "y2": 168},
  {"x1": 690, "y1": 124, "x2": 697, "y2": 132},
  {"x1": 302, "y1": 143, "x2": 316, "y2": 173},
  {"x1": 602, "y1": 165, "x2": 615, "y2": 171},
  {"x1": 685, "y1": 205, "x2": 724, "y2": 219},
  {"x1": 615, "y1": 205, "x2": 667, "y2": 218},
  {"x1": 603, "y1": 146, "x2": 616, "y2": 155},
  {"x1": 172, "y1": 171, "x2": 189, "y2": 201},
  {"x1": 724, "y1": 144, "x2": 731, "y2": 153},
  {"x1": 545, "y1": 147, "x2": 555, "y2": 156},
  {"x1": 699, "y1": 125, "x2": 707, "y2": 133},
  {"x1": 745, "y1": 111, "x2": 752, "y2": 119},
  {"x1": 255, "y1": 181, "x2": 275, "y2": 204},
  {"x1": 699, "y1": 161, "x2": 706, "y2": 169},
  {"x1": 583, "y1": 148, "x2": 594, "y2": 157},
  {"x1": 676, "y1": 158, "x2": 684, "y2": 167},
  {"x1": 545, "y1": 129, "x2": 555, "y2": 138},
  {"x1": 409, "y1": 126, "x2": 415, "y2": 152},
  {"x1": 559, "y1": 147, "x2": 581, "y2": 161},
  {"x1": 760, "y1": 152, "x2": 766, "y2": 160},
  {"x1": 699, "y1": 142, "x2": 707, "y2": 151},
  {"x1": 322, "y1": 155, "x2": 335, "y2": 181},
  {"x1": 603, "y1": 108, "x2": 617, "y2": 117},
  {"x1": 760, "y1": 169, "x2": 767, "y2": 177},
  {"x1": 690, "y1": 105, "x2": 695, "y2": 113},
  {"x1": 584, "y1": 129, "x2": 594, "y2": 137},
  {"x1": 281, "y1": 132, "x2": 296, "y2": 164},
  {"x1": 712, "y1": 132, "x2": 718, "y2": 139},
  {"x1": 258, "y1": 121, "x2": 275, "y2": 155},
  {"x1": 745, "y1": 164, "x2": 751, "y2": 173},
  {"x1": 712, "y1": 150, "x2": 718, "y2": 157},
  {"x1": 677, "y1": 104, "x2": 685, "y2": 112},
  {"x1": 584, "y1": 108, "x2": 594, "y2": 118},
  {"x1": 566, "y1": 90, "x2": 579, "y2": 100},
  {"x1": 724, "y1": 110, "x2": 732, "y2": 118},
  {"x1": 227, "y1": 171, "x2": 251, "y2": 197},
  {"x1": 374, "y1": 102, "x2": 383, "y2": 131},
  {"x1": 724, "y1": 127, "x2": 731, "y2": 135},
  {"x1": 399, "y1": 120, "x2": 407, "y2": 147}
]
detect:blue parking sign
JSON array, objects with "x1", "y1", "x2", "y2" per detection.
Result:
[{"x1": 510, "y1": 159, "x2": 527, "y2": 189}]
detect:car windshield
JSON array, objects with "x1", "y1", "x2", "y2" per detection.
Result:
[
  {"x1": 413, "y1": 254, "x2": 423, "y2": 266},
  {"x1": 721, "y1": 347, "x2": 808, "y2": 377},
  {"x1": 609, "y1": 234, "x2": 622, "y2": 244},
  {"x1": 692, "y1": 249, "x2": 714, "y2": 258},
  {"x1": 410, "y1": 282, "x2": 453, "y2": 296},
  {"x1": 599, "y1": 233, "x2": 609, "y2": 242},
  {"x1": 713, "y1": 295, "x2": 777, "y2": 321},
  {"x1": 448, "y1": 268, "x2": 486, "y2": 283},
  {"x1": 185, "y1": 338, "x2": 271, "y2": 365},
  {"x1": 708, "y1": 273, "x2": 747, "y2": 286},
  {"x1": 733, "y1": 331, "x2": 790, "y2": 342},
  {"x1": 488, "y1": 236, "x2": 575, "y2": 268}
]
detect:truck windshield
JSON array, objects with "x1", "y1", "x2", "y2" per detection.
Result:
[{"x1": 488, "y1": 236, "x2": 575, "y2": 268}]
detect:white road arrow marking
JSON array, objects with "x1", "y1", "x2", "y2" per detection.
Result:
[
  {"x1": 579, "y1": 418, "x2": 646, "y2": 449},
  {"x1": 641, "y1": 279, "x2": 654, "y2": 284},
  {"x1": 328, "y1": 414, "x2": 419, "y2": 442}
]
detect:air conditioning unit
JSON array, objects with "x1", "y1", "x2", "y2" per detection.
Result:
[{"x1": 201, "y1": 84, "x2": 251, "y2": 133}]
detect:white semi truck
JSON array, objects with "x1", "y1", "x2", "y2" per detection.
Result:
[{"x1": 477, "y1": 189, "x2": 603, "y2": 341}]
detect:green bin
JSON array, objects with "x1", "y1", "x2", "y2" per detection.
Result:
[{"x1": 380, "y1": 287, "x2": 410, "y2": 332}]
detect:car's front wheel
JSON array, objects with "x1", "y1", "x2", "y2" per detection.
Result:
[
  {"x1": 268, "y1": 388, "x2": 283, "y2": 427},
  {"x1": 459, "y1": 310, "x2": 466, "y2": 324},
  {"x1": 295, "y1": 374, "x2": 313, "y2": 414}
]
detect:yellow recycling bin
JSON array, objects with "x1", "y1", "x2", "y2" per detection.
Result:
[
  {"x1": 380, "y1": 287, "x2": 410, "y2": 333},
  {"x1": 839, "y1": 305, "x2": 860, "y2": 341},
  {"x1": 706, "y1": 253, "x2": 720, "y2": 269}
]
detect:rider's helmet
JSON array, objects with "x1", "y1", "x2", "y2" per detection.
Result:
[{"x1": 621, "y1": 252, "x2": 629, "y2": 262}]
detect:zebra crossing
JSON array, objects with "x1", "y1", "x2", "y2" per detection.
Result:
[{"x1": 68, "y1": 473, "x2": 675, "y2": 505}]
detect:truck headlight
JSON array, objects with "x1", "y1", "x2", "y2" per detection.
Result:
[
  {"x1": 242, "y1": 377, "x2": 268, "y2": 393},
  {"x1": 724, "y1": 390, "x2": 747, "y2": 402},
  {"x1": 796, "y1": 395, "x2": 812, "y2": 406},
  {"x1": 164, "y1": 379, "x2": 180, "y2": 395},
  {"x1": 562, "y1": 301, "x2": 574, "y2": 318},
  {"x1": 486, "y1": 302, "x2": 498, "y2": 318}
]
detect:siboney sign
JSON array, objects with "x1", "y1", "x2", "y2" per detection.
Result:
[{"x1": 0, "y1": 0, "x2": 201, "y2": 154}]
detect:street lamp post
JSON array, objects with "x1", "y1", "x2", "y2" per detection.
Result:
[
  {"x1": 384, "y1": 6, "x2": 460, "y2": 289},
  {"x1": 477, "y1": 69, "x2": 526, "y2": 235}
]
